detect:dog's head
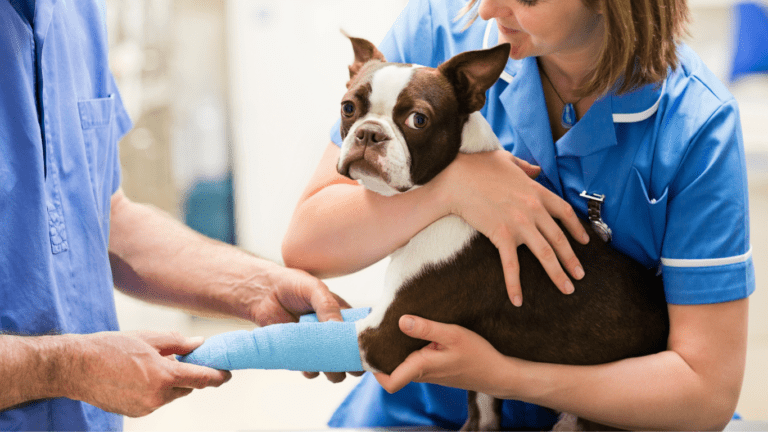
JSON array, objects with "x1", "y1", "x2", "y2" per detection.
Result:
[{"x1": 336, "y1": 35, "x2": 510, "y2": 196}]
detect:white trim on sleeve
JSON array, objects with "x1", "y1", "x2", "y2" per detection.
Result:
[{"x1": 661, "y1": 247, "x2": 752, "y2": 268}]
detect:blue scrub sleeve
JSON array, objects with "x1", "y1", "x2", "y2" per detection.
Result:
[
  {"x1": 179, "y1": 308, "x2": 370, "y2": 372},
  {"x1": 661, "y1": 99, "x2": 755, "y2": 304}
]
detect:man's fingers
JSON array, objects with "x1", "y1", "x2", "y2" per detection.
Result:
[
  {"x1": 309, "y1": 282, "x2": 344, "y2": 323},
  {"x1": 138, "y1": 331, "x2": 206, "y2": 356},
  {"x1": 169, "y1": 362, "x2": 232, "y2": 389},
  {"x1": 169, "y1": 387, "x2": 195, "y2": 401},
  {"x1": 332, "y1": 293, "x2": 354, "y2": 310},
  {"x1": 323, "y1": 372, "x2": 347, "y2": 383}
]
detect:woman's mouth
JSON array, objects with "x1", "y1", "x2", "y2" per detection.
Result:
[{"x1": 498, "y1": 23, "x2": 521, "y2": 35}]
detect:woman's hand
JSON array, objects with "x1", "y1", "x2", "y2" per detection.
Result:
[
  {"x1": 373, "y1": 315, "x2": 512, "y2": 396},
  {"x1": 435, "y1": 150, "x2": 588, "y2": 306}
]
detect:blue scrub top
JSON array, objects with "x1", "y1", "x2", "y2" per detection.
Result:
[
  {"x1": 329, "y1": 0, "x2": 755, "y2": 429},
  {"x1": 1, "y1": 0, "x2": 132, "y2": 430}
]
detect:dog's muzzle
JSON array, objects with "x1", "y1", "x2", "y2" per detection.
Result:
[{"x1": 338, "y1": 121, "x2": 393, "y2": 178}]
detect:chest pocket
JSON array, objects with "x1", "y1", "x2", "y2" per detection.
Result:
[
  {"x1": 614, "y1": 167, "x2": 669, "y2": 267},
  {"x1": 77, "y1": 95, "x2": 116, "y2": 221}
]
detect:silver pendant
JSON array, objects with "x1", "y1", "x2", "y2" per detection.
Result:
[
  {"x1": 561, "y1": 103, "x2": 577, "y2": 129},
  {"x1": 579, "y1": 191, "x2": 612, "y2": 243}
]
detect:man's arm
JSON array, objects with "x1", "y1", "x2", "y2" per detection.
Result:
[
  {"x1": 108, "y1": 189, "x2": 345, "y2": 326},
  {"x1": 0, "y1": 332, "x2": 230, "y2": 415}
]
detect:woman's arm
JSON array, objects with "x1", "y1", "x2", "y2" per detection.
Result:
[
  {"x1": 282, "y1": 142, "x2": 589, "y2": 305},
  {"x1": 376, "y1": 299, "x2": 748, "y2": 431}
]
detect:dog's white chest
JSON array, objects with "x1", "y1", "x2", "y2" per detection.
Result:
[{"x1": 355, "y1": 215, "x2": 477, "y2": 370}]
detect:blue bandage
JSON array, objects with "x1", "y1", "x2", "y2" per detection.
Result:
[{"x1": 178, "y1": 308, "x2": 370, "y2": 372}]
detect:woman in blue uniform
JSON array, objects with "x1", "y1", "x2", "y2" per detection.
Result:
[{"x1": 282, "y1": 0, "x2": 754, "y2": 429}]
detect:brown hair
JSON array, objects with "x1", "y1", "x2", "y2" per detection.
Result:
[{"x1": 458, "y1": 0, "x2": 689, "y2": 96}]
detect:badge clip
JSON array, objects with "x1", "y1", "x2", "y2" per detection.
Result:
[{"x1": 580, "y1": 191, "x2": 612, "y2": 243}]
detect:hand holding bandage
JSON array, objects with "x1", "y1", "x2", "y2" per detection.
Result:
[{"x1": 179, "y1": 308, "x2": 370, "y2": 372}]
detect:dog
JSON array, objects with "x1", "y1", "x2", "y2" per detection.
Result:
[{"x1": 336, "y1": 35, "x2": 669, "y2": 431}]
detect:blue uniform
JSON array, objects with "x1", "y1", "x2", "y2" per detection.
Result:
[
  {"x1": 329, "y1": 0, "x2": 755, "y2": 428},
  {"x1": 1, "y1": 0, "x2": 131, "y2": 430}
]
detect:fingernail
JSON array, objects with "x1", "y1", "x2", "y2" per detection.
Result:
[
  {"x1": 512, "y1": 296, "x2": 523, "y2": 307},
  {"x1": 582, "y1": 233, "x2": 591, "y2": 243},
  {"x1": 563, "y1": 280, "x2": 575, "y2": 295},
  {"x1": 189, "y1": 336, "x2": 205, "y2": 345},
  {"x1": 401, "y1": 316, "x2": 415, "y2": 332},
  {"x1": 574, "y1": 266, "x2": 585, "y2": 279}
]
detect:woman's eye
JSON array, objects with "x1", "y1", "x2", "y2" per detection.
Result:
[
  {"x1": 405, "y1": 112, "x2": 428, "y2": 129},
  {"x1": 342, "y1": 102, "x2": 355, "y2": 117}
]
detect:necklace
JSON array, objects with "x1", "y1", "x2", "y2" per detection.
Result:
[{"x1": 539, "y1": 65, "x2": 584, "y2": 129}]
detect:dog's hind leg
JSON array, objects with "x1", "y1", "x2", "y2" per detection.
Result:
[{"x1": 461, "y1": 391, "x2": 502, "y2": 431}]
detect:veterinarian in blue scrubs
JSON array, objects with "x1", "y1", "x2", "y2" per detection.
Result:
[
  {"x1": 283, "y1": 0, "x2": 754, "y2": 429},
  {"x1": 0, "y1": 1, "x2": 350, "y2": 429}
]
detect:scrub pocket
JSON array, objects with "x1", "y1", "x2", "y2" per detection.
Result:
[
  {"x1": 615, "y1": 167, "x2": 669, "y2": 267},
  {"x1": 78, "y1": 95, "x2": 116, "y2": 220}
]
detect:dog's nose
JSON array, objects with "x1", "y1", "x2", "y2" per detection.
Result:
[{"x1": 355, "y1": 125, "x2": 390, "y2": 146}]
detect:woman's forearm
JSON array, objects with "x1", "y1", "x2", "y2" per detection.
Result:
[
  {"x1": 503, "y1": 351, "x2": 734, "y2": 430},
  {"x1": 282, "y1": 180, "x2": 448, "y2": 277},
  {"x1": 282, "y1": 144, "x2": 450, "y2": 277},
  {"x1": 496, "y1": 300, "x2": 748, "y2": 430}
]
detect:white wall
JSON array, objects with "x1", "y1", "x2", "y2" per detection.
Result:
[{"x1": 227, "y1": 0, "x2": 410, "y2": 307}]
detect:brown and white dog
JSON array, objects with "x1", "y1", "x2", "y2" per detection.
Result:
[{"x1": 337, "y1": 35, "x2": 669, "y2": 431}]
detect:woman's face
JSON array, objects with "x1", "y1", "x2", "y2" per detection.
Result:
[{"x1": 478, "y1": 0, "x2": 604, "y2": 60}]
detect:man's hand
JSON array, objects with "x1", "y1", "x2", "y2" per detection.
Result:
[
  {"x1": 246, "y1": 265, "x2": 363, "y2": 383},
  {"x1": 63, "y1": 332, "x2": 231, "y2": 417}
]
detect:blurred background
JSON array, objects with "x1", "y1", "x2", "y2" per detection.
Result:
[{"x1": 105, "y1": 0, "x2": 768, "y2": 429}]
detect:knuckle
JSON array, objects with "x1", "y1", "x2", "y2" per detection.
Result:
[
  {"x1": 538, "y1": 244, "x2": 557, "y2": 261},
  {"x1": 510, "y1": 211, "x2": 530, "y2": 229},
  {"x1": 561, "y1": 202, "x2": 576, "y2": 218},
  {"x1": 552, "y1": 228, "x2": 569, "y2": 246},
  {"x1": 522, "y1": 194, "x2": 541, "y2": 211},
  {"x1": 315, "y1": 296, "x2": 338, "y2": 313}
]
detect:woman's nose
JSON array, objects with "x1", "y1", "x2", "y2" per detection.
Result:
[{"x1": 478, "y1": 0, "x2": 511, "y2": 21}]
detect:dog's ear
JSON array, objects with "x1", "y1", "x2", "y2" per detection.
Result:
[
  {"x1": 438, "y1": 43, "x2": 510, "y2": 113},
  {"x1": 343, "y1": 31, "x2": 386, "y2": 88}
]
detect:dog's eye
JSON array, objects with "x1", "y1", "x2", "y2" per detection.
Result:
[
  {"x1": 405, "y1": 112, "x2": 428, "y2": 129},
  {"x1": 341, "y1": 102, "x2": 356, "y2": 117}
]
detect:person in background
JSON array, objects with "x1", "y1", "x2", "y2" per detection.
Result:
[
  {"x1": 0, "y1": 1, "x2": 350, "y2": 430},
  {"x1": 282, "y1": 0, "x2": 754, "y2": 429}
]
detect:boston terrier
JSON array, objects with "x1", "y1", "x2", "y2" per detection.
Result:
[{"x1": 336, "y1": 35, "x2": 669, "y2": 431}]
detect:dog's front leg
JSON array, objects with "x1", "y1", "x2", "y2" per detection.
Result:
[{"x1": 461, "y1": 391, "x2": 502, "y2": 431}]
